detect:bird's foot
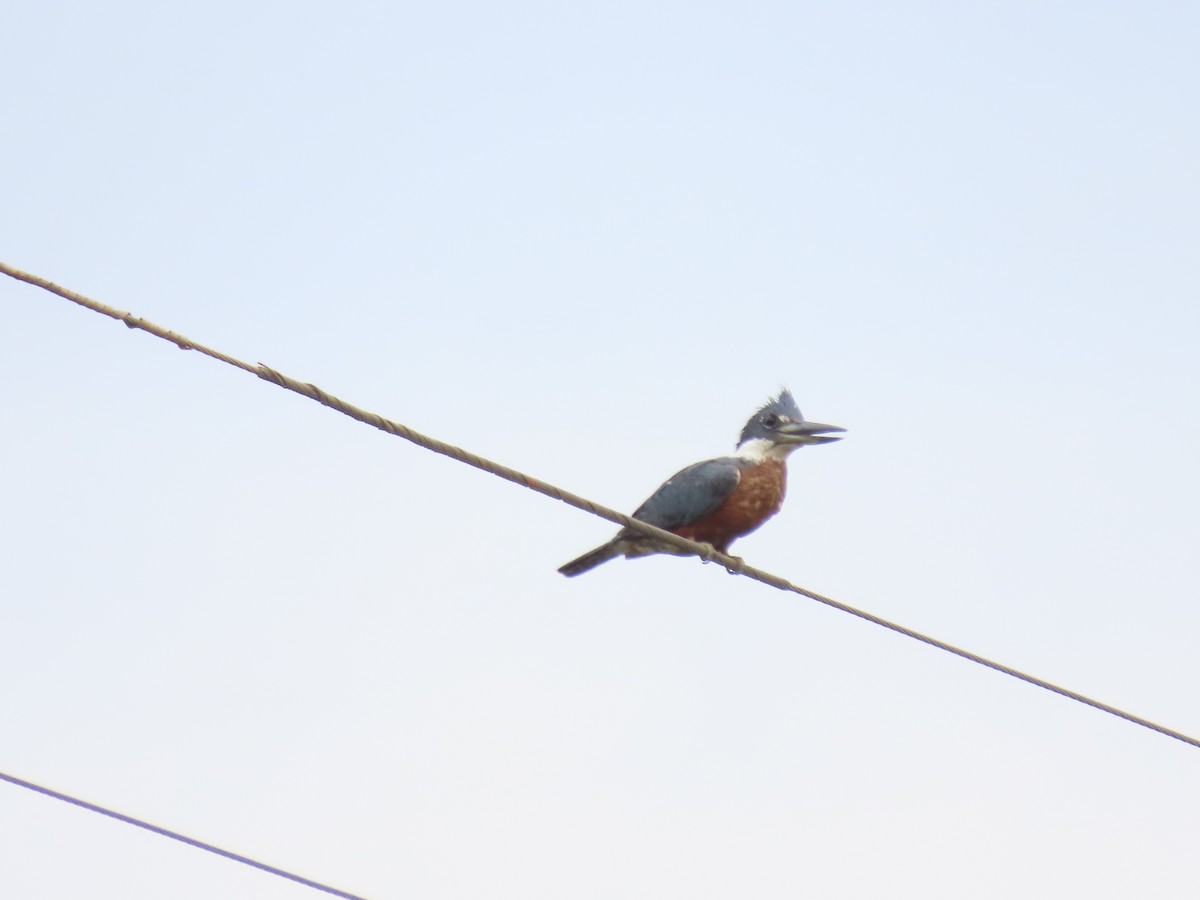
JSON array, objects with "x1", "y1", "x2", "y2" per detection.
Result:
[
  {"x1": 723, "y1": 555, "x2": 746, "y2": 574},
  {"x1": 696, "y1": 544, "x2": 744, "y2": 574}
]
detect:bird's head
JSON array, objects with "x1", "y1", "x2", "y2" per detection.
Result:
[{"x1": 735, "y1": 389, "x2": 845, "y2": 459}]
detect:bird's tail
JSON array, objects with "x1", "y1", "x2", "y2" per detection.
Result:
[{"x1": 557, "y1": 541, "x2": 622, "y2": 577}]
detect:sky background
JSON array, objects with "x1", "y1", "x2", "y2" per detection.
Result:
[{"x1": 2, "y1": 2, "x2": 1199, "y2": 898}]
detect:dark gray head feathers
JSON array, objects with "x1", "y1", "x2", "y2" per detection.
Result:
[{"x1": 737, "y1": 388, "x2": 804, "y2": 446}]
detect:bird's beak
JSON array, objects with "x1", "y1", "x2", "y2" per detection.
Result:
[{"x1": 777, "y1": 420, "x2": 846, "y2": 445}]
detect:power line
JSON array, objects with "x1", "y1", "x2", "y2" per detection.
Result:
[
  {"x1": 0, "y1": 770, "x2": 372, "y2": 900},
  {"x1": 3, "y1": 259, "x2": 1197, "y2": 753},
  {"x1": 2, "y1": 259, "x2": 1199, "y2": 894}
]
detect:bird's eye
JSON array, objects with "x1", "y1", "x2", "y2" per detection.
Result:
[{"x1": 762, "y1": 413, "x2": 781, "y2": 428}]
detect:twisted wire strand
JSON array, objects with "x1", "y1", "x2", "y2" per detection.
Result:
[{"x1": 2, "y1": 260, "x2": 1198, "y2": 758}]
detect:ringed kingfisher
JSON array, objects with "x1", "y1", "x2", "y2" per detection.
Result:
[{"x1": 558, "y1": 389, "x2": 844, "y2": 576}]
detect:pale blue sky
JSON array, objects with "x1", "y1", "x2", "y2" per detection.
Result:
[{"x1": 3, "y1": 2, "x2": 1199, "y2": 898}]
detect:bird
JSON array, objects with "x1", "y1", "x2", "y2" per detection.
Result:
[{"x1": 558, "y1": 389, "x2": 844, "y2": 576}]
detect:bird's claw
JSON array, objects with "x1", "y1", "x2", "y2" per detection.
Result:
[{"x1": 697, "y1": 544, "x2": 744, "y2": 574}]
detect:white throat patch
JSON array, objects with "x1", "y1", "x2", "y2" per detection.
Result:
[{"x1": 733, "y1": 438, "x2": 797, "y2": 462}]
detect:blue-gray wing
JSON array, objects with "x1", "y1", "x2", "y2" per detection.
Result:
[{"x1": 629, "y1": 459, "x2": 742, "y2": 531}]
